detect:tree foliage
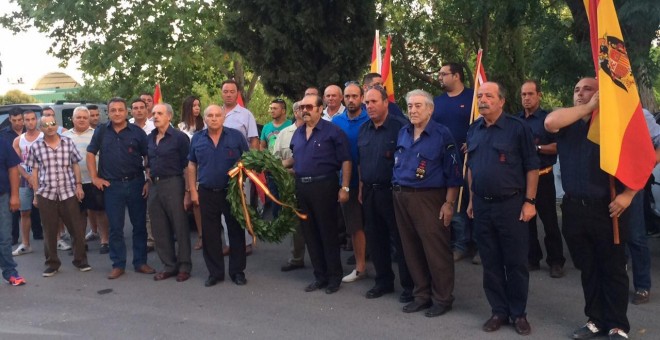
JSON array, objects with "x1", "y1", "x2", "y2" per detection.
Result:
[
  {"x1": 0, "y1": 90, "x2": 36, "y2": 104},
  {"x1": 217, "y1": 0, "x2": 377, "y2": 99}
]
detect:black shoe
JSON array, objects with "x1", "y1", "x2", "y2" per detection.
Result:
[
  {"x1": 366, "y1": 286, "x2": 394, "y2": 299},
  {"x1": 42, "y1": 267, "x2": 58, "y2": 277},
  {"x1": 402, "y1": 300, "x2": 432, "y2": 313},
  {"x1": 346, "y1": 255, "x2": 356, "y2": 265},
  {"x1": 231, "y1": 273, "x2": 247, "y2": 286},
  {"x1": 550, "y1": 264, "x2": 565, "y2": 278},
  {"x1": 304, "y1": 280, "x2": 328, "y2": 292},
  {"x1": 204, "y1": 276, "x2": 223, "y2": 287},
  {"x1": 399, "y1": 289, "x2": 414, "y2": 303},
  {"x1": 99, "y1": 243, "x2": 109, "y2": 254},
  {"x1": 572, "y1": 321, "x2": 604, "y2": 339},
  {"x1": 325, "y1": 285, "x2": 340, "y2": 294},
  {"x1": 281, "y1": 263, "x2": 304, "y2": 272},
  {"x1": 147, "y1": 245, "x2": 155, "y2": 253},
  {"x1": 424, "y1": 304, "x2": 452, "y2": 317}
]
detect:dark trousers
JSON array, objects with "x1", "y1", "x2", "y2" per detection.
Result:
[
  {"x1": 363, "y1": 185, "x2": 412, "y2": 291},
  {"x1": 626, "y1": 191, "x2": 651, "y2": 291},
  {"x1": 473, "y1": 194, "x2": 529, "y2": 318},
  {"x1": 12, "y1": 205, "x2": 43, "y2": 243},
  {"x1": 198, "y1": 187, "x2": 245, "y2": 279},
  {"x1": 562, "y1": 196, "x2": 629, "y2": 332},
  {"x1": 148, "y1": 176, "x2": 192, "y2": 273},
  {"x1": 393, "y1": 188, "x2": 454, "y2": 306},
  {"x1": 37, "y1": 195, "x2": 87, "y2": 270},
  {"x1": 296, "y1": 176, "x2": 343, "y2": 286},
  {"x1": 528, "y1": 171, "x2": 565, "y2": 266}
]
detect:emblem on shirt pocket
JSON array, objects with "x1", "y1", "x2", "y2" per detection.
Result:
[
  {"x1": 416, "y1": 160, "x2": 427, "y2": 179},
  {"x1": 499, "y1": 153, "x2": 506, "y2": 163}
]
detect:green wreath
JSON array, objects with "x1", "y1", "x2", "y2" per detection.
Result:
[{"x1": 227, "y1": 150, "x2": 298, "y2": 243}]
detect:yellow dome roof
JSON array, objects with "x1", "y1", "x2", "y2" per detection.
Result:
[{"x1": 33, "y1": 72, "x2": 80, "y2": 90}]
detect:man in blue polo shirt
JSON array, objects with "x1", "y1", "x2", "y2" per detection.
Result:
[
  {"x1": 87, "y1": 97, "x2": 155, "y2": 280},
  {"x1": 188, "y1": 104, "x2": 249, "y2": 287},
  {"x1": 0, "y1": 135, "x2": 25, "y2": 286},
  {"x1": 332, "y1": 83, "x2": 370, "y2": 283}
]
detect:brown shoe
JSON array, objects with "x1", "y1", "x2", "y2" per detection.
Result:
[
  {"x1": 153, "y1": 271, "x2": 177, "y2": 281},
  {"x1": 107, "y1": 268, "x2": 125, "y2": 280},
  {"x1": 514, "y1": 317, "x2": 531, "y2": 335},
  {"x1": 176, "y1": 272, "x2": 191, "y2": 282},
  {"x1": 483, "y1": 314, "x2": 509, "y2": 332},
  {"x1": 135, "y1": 264, "x2": 156, "y2": 274}
]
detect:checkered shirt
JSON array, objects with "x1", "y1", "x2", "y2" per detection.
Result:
[{"x1": 26, "y1": 136, "x2": 82, "y2": 201}]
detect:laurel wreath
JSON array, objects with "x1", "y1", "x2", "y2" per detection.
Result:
[{"x1": 227, "y1": 150, "x2": 298, "y2": 243}]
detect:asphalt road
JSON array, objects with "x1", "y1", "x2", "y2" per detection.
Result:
[{"x1": 2, "y1": 213, "x2": 659, "y2": 340}]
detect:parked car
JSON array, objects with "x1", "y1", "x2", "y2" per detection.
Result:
[
  {"x1": 0, "y1": 104, "x2": 44, "y2": 130},
  {"x1": 40, "y1": 101, "x2": 108, "y2": 129}
]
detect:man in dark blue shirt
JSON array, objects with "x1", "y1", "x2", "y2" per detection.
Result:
[
  {"x1": 146, "y1": 103, "x2": 191, "y2": 282},
  {"x1": 392, "y1": 89, "x2": 463, "y2": 318},
  {"x1": 87, "y1": 97, "x2": 155, "y2": 279},
  {"x1": 518, "y1": 80, "x2": 565, "y2": 278},
  {"x1": 466, "y1": 82, "x2": 539, "y2": 335},
  {"x1": 431, "y1": 62, "x2": 475, "y2": 263},
  {"x1": 545, "y1": 78, "x2": 633, "y2": 340},
  {"x1": 283, "y1": 94, "x2": 351, "y2": 294},
  {"x1": 0, "y1": 136, "x2": 25, "y2": 286},
  {"x1": 188, "y1": 104, "x2": 249, "y2": 287},
  {"x1": 359, "y1": 86, "x2": 413, "y2": 303}
]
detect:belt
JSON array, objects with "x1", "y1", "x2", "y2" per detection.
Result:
[
  {"x1": 199, "y1": 186, "x2": 225, "y2": 192},
  {"x1": 392, "y1": 185, "x2": 436, "y2": 193},
  {"x1": 563, "y1": 195, "x2": 610, "y2": 207},
  {"x1": 108, "y1": 173, "x2": 142, "y2": 182},
  {"x1": 539, "y1": 166, "x2": 553, "y2": 176},
  {"x1": 296, "y1": 173, "x2": 335, "y2": 184},
  {"x1": 151, "y1": 175, "x2": 181, "y2": 184},
  {"x1": 364, "y1": 183, "x2": 392, "y2": 190},
  {"x1": 479, "y1": 191, "x2": 520, "y2": 202}
]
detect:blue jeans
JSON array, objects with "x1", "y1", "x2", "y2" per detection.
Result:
[
  {"x1": 450, "y1": 211, "x2": 470, "y2": 252},
  {"x1": 104, "y1": 177, "x2": 148, "y2": 270},
  {"x1": 626, "y1": 192, "x2": 651, "y2": 291},
  {"x1": 0, "y1": 193, "x2": 19, "y2": 280}
]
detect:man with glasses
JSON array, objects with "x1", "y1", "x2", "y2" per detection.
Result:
[
  {"x1": 322, "y1": 85, "x2": 345, "y2": 121},
  {"x1": 27, "y1": 115, "x2": 91, "y2": 277},
  {"x1": 431, "y1": 62, "x2": 476, "y2": 264},
  {"x1": 283, "y1": 94, "x2": 351, "y2": 294},
  {"x1": 41, "y1": 107, "x2": 67, "y2": 135}
]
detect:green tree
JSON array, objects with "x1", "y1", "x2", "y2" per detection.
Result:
[
  {"x1": 0, "y1": 90, "x2": 36, "y2": 104},
  {"x1": 217, "y1": 0, "x2": 377, "y2": 99}
]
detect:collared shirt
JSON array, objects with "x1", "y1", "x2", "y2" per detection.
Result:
[
  {"x1": 0, "y1": 137, "x2": 21, "y2": 194},
  {"x1": 518, "y1": 108, "x2": 557, "y2": 168},
  {"x1": 129, "y1": 118, "x2": 156, "y2": 135},
  {"x1": 358, "y1": 113, "x2": 409, "y2": 184},
  {"x1": 392, "y1": 120, "x2": 463, "y2": 188},
  {"x1": 148, "y1": 126, "x2": 190, "y2": 178},
  {"x1": 272, "y1": 123, "x2": 299, "y2": 160},
  {"x1": 0, "y1": 126, "x2": 22, "y2": 144},
  {"x1": 323, "y1": 104, "x2": 346, "y2": 121},
  {"x1": 177, "y1": 121, "x2": 206, "y2": 140},
  {"x1": 359, "y1": 103, "x2": 407, "y2": 120},
  {"x1": 87, "y1": 122, "x2": 148, "y2": 180},
  {"x1": 332, "y1": 108, "x2": 369, "y2": 188},
  {"x1": 188, "y1": 127, "x2": 248, "y2": 189},
  {"x1": 62, "y1": 127, "x2": 95, "y2": 184},
  {"x1": 556, "y1": 118, "x2": 610, "y2": 198},
  {"x1": 467, "y1": 114, "x2": 539, "y2": 197},
  {"x1": 26, "y1": 136, "x2": 82, "y2": 201},
  {"x1": 432, "y1": 88, "x2": 474, "y2": 146},
  {"x1": 260, "y1": 120, "x2": 292, "y2": 153},
  {"x1": 290, "y1": 119, "x2": 350, "y2": 177},
  {"x1": 224, "y1": 104, "x2": 259, "y2": 142}
]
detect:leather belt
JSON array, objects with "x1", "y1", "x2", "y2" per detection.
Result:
[
  {"x1": 364, "y1": 183, "x2": 392, "y2": 190},
  {"x1": 296, "y1": 173, "x2": 335, "y2": 184},
  {"x1": 480, "y1": 191, "x2": 520, "y2": 202},
  {"x1": 392, "y1": 185, "x2": 436, "y2": 193},
  {"x1": 109, "y1": 173, "x2": 142, "y2": 182},
  {"x1": 199, "y1": 186, "x2": 225, "y2": 192},
  {"x1": 152, "y1": 175, "x2": 181, "y2": 184},
  {"x1": 563, "y1": 195, "x2": 610, "y2": 207},
  {"x1": 539, "y1": 166, "x2": 553, "y2": 176}
]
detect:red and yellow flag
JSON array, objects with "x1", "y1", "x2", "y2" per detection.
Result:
[
  {"x1": 380, "y1": 35, "x2": 395, "y2": 103},
  {"x1": 584, "y1": 0, "x2": 655, "y2": 190},
  {"x1": 469, "y1": 49, "x2": 487, "y2": 124},
  {"x1": 370, "y1": 30, "x2": 381, "y2": 74},
  {"x1": 153, "y1": 83, "x2": 163, "y2": 104}
]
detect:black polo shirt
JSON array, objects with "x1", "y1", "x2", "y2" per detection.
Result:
[
  {"x1": 147, "y1": 126, "x2": 190, "y2": 178},
  {"x1": 87, "y1": 121, "x2": 148, "y2": 180},
  {"x1": 518, "y1": 108, "x2": 557, "y2": 168},
  {"x1": 357, "y1": 113, "x2": 409, "y2": 185}
]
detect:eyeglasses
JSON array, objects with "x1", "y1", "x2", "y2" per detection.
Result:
[
  {"x1": 41, "y1": 121, "x2": 57, "y2": 128},
  {"x1": 438, "y1": 72, "x2": 454, "y2": 77},
  {"x1": 299, "y1": 104, "x2": 318, "y2": 111},
  {"x1": 344, "y1": 80, "x2": 360, "y2": 87}
]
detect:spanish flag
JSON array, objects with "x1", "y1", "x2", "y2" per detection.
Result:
[
  {"x1": 153, "y1": 84, "x2": 163, "y2": 104},
  {"x1": 469, "y1": 49, "x2": 487, "y2": 124},
  {"x1": 380, "y1": 35, "x2": 395, "y2": 103},
  {"x1": 584, "y1": 0, "x2": 655, "y2": 190},
  {"x1": 370, "y1": 30, "x2": 381, "y2": 74}
]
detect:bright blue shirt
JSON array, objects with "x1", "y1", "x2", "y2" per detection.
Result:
[
  {"x1": 332, "y1": 108, "x2": 369, "y2": 188},
  {"x1": 432, "y1": 88, "x2": 474, "y2": 146},
  {"x1": 188, "y1": 127, "x2": 248, "y2": 190},
  {"x1": 0, "y1": 136, "x2": 21, "y2": 194},
  {"x1": 87, "y1": 122, "x2": 148, "y2": 180},
  {"x1": 290, "y1": 119, "x2": 350, "y2": 178},
  {"x1": 147, "y1": 126, "x2": 190, "y2": 178},
  {"x1": 392, "y1": 120, "x2": 463, "y2": 188},
  {"x1": 518, "y1": 108, "x2": 557, "y2": 168}
]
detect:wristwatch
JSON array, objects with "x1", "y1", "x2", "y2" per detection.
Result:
[
  {"x1": 524, "y1": 197, "x2": 536, "y2": 205},
  {"x1": 537, "y1": 145, "x2": 542, "y2": 152},
  {"x1": 341, "y1": 186, "x2": 350, "y2": 193}
]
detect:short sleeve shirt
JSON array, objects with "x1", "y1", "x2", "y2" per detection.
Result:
[
  {"x1": 331, "y1": 108, "x2": 370, "y2": 188},
  {"x1": 26, "y1": 136, "x2": 82, "y2": 201},
  {"x1": 0, "y1": 137, "x2": 21, "y2": 194},
  {"x1": 432, "y1": 88, "x2": 474, "y2": 146},
  {"x1": 518, "y1": 108, "x2": 557, "y2": 168},
  {"x1": 358, "y1": 113, "x2": 409, "y2": 185},
  {"x1": 224, "y1": 105, "x2": 259, "y2": 142},
  {"x1": 62, "y1": 128, "x2": 95, "y2": 184},
  {"x1": 290, "y1": 119, "x2": 351, "y2": 177},
  {"x1": 272, "y1": 124, "x2": 298, "y2": 160},
  {"x1": 188, "y1": 127, "x2": 249, "y2": 189},
  {"x1": 147, "y1": 127, "x2": 190, "y2": 178},
  {"x1": 86, "y1": 122, "x2": 148, "y2": 180},
  {"x1": 260, "y1": 120, "x2": 293, "y2": 153}
]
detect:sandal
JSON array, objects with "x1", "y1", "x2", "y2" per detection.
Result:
[{"x1": 194, "y1": 236, "x2": 202, "y2": 250}]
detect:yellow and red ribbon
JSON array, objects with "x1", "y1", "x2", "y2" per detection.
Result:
[{"x1": 228, "y1": 161, "x2": 308, "y2": 243}]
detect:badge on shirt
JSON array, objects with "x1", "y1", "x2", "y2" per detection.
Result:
[
  {"x1": 499, "y1": 153, "x2": 506, "y2": 163},
  {"x1": 416, "y1": 160, "x2": 427, "y2": 179}
]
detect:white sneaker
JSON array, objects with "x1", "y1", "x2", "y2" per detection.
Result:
[
  {"x1": 57, "y1": 239, "x2": 72, "y2": 251},
  {"x1": 342, "y1": 269, "x2": 368, "y2": 283},
  {"x1": 85, "y1": 231, "x2": 99, "y2": 242},
  {"x1": 12, "y1": 244, "x2": 32, "y2": 256}
]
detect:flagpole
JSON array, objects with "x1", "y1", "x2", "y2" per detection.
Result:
[
  {"x1": 457, "y1": 49, "x2": 483, "y2": 213},
  {"x1": 609, "y1": 176, "x2": 620, "y2": 244}
]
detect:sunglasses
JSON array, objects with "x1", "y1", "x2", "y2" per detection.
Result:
[
  {"x1": 299, "y1": 104, "x2": 318, "y2": 111},
  {"x1": 41, "y1": 121, "x2": 57, "y2": 128}
]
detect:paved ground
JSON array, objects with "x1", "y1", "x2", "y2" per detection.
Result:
[{"x1": 2, "y1": 212, "x2": 660, "y2": 340}]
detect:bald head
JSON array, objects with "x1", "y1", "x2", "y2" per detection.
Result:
[{"x1": 573, "y1": 77, "x2": 598, "y2": 106}]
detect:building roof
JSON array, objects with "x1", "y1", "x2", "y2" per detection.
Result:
[{"x1": 33, "y1": 72, "x2": 80, "y2": 90}]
